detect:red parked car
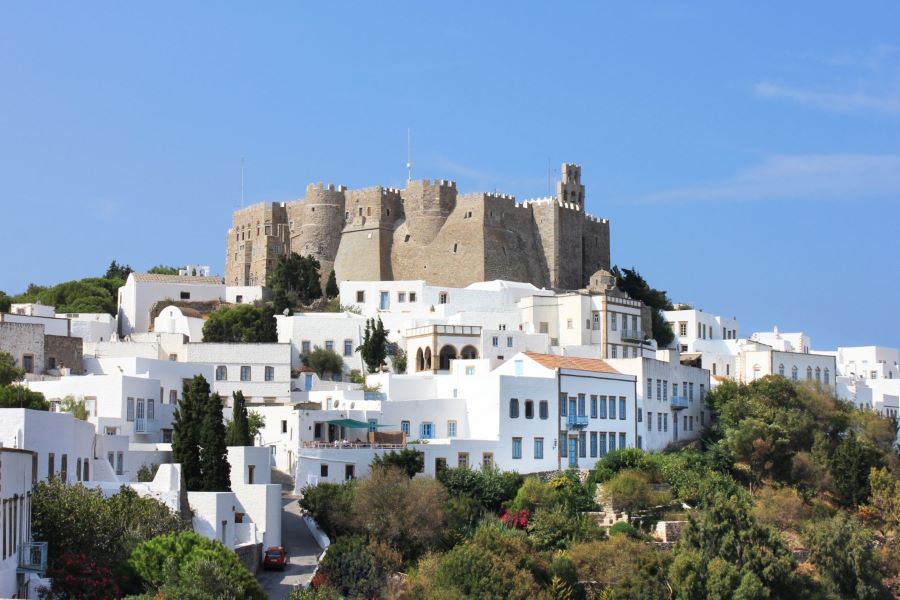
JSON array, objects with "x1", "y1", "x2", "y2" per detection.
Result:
[{"x1": 263, "y1": 546, "x2": 287, "y2": 570}]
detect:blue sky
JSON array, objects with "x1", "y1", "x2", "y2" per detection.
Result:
[{"x1": 2, "y1": 2, "x2": 899, "y2": 349}]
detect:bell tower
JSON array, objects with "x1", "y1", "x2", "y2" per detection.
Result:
[{"x1": 556, "y1": 163, "x2": 585, "y2": 210}]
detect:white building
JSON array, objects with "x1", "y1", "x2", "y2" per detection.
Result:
[
  {"x1": 0, "y1": 447, "x2": 40, "y2": 599},
  {"x1": 57, "y1": 312, "x2": 117, "y2": 343},
  {"x1": 153, "y1": 305, "x2": 205, "y2": 342},
  {"x1": 607, "y1": 349, "x2": 710, "y2": 451},
  {"x1": 663, "y1": 308, "x2": 739, "y2": 353},
  {"x1": 117, "y1": 273, "x2": 225, "y2": 337},
  {"x1": 276, "y1": 312, "x2": 368, "y2": 378},
  {"x1": 183, "y1": 342, "x2": 293, "y2": 406},
  {"x1": 0, "y1": 409, "x2": 97, "y2": 485},
  {"x1": 3, "y1": 304, "x2": 69, "y2": 337}
]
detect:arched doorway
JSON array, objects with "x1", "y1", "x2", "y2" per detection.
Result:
[
  {"x1": 424, "y1": 347, "x2": 432, "y2": 371},
  {"x1": 460, "y1": 345, "x2": 478, "y2": 359},
  {"x1": 416, "y1": 348, "x2": 424, "y2": 372},
  {"x1": 439, "y1": 345, "x2": 458, "y2": 370}
]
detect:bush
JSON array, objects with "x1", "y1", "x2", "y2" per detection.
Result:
[
  {"x1": 40, "y1": 553, "x2": 120, "y2": 600},
  {"x1": 608, "y1": 521, "x2": 639, "y2": 538},
  {"x1": 804, "y1": 513, "x2": 885, "y2": 599},
  {"x1": 298, "y1": 482, "x2": 355, "y2": 539},
  {"x1": 371, "y1": 448, "x2": 424, "y2": 478},
  {"x1": 318, "y1": 536, "x2": 387, "y2": 599},
  {"x1": 129, "y1": 531, "x2": 265, "y2": 599},
  {"x1": 527, "y1": 506, "x2": 602, "y2": 552},
  {"x1": 438, "y1": 467, "x2": 523, "y2": 512}
]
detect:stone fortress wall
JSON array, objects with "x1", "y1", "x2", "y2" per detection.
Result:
[{"x1": 225, "y1": 163, "x2": 610, "y2": 291}]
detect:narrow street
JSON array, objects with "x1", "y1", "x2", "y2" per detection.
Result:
[{"x1": 257, "y1": 491, "x2": 323, "y2": 599}]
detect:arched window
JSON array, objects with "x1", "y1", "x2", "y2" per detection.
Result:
[
  {"x1": 509, "y1": 398, "x2": 519, "y2": 419},
  {"x1": 215, "y1": 366, "x2": 227, "y2": 381},
  {"x1": 460, "y1": 345, "x2": 478, "y2": 360},
  {"x1": 824, "y1": 368, "x2": 830, "y2": 385},
  {"x1": 806, "y1": 366, "x2": 812, "y2": 380},
  {"x1": 416, "y1": 348, "x2": 424, "y2": 372},
  {"x1": 815, "y1": 367, "x2": 821, "y2": 382},
  {"x1": 778, "y1": 364, "x2": 784, "y2": 377},
  {"x1": 791, "y1": 366, "x2": 798, "y2": 381},
  {"x1": 438, "y1": 345, "x2": 458, "y2": 370},
  {"x1": 424, "y1": 347, "x2": 432, "y2": 370}
]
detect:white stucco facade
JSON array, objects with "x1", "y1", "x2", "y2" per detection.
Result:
[{"x1": 117, "y1": 273, "x2": 224, "y2": 336}]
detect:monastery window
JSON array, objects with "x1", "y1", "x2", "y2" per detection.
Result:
[
  {"x1": 815, "y1": 367, "x2": 821, "y2": 382},
  {"x1": 358, "y1": 207, "x2": 363, "y2": 216},
  {"x1": 647, "y1": 378, "x2": 653, "y2": 399},
  {"x1": 83, "y1": 459, "x2": 89, "y2": 481},
  {"x1": 509, "y1": 398, "x2": 520, "y2": 419},
  {"x1": 344, "y1": 212, "x2": 349, "y2": 221},
  {"x1": 22, "y1": 354, "x2": 34, "y2": 374},
  {"x1": 320, "y1": 464, "x2": 328, "y2": 478},
  {"x1": 778, "y1": 364, "x2": 785, "y2": 376},
  {"x1": 439, "y1": 292, "x2": 449, "y2": 304},
  {"x1": 180, "y1": 291, "x2": 190, "y2": 300},
  {"x1": 610, "y1": 345, "x2": 617, "y2": 358},
  {"x1": 592, "y1": 312, "x2": 600, "y2": 330},
  {"x1": 404, "y1": 234, "x2": 410, "y2": 242},
  {"x1": 240, "y1": 366, "x2": 251, "y2": 381},
  {"x1": 366, "y1": 206, "x2": 372, "y2": 216},
  {"x1": 48, "y1": 453, "x2": 55, "y2": 478},
  {"x1": 265, "y1": 225, "x2": 271, "y2": 235},
  {"x1": 148, "y1": 399, "x2": 155, "y2": 421},
  {"x1": 507, "y1": 336, "x2": 513, "y2": 348},
  {"x1": 524, "y1": 400, "x2": 534, "y2": 419},
  {"x1": 792, "y1": 366, "x2": 798, "y2": 381},
  {"x1": 386, "y1": 208, "x2": 390, "y2": 216},
  {"x1": 60, "y1": 454, "x2": 68, "y2": 482},
  {"x1": 452, "y1": 243, "x2": 458, "y2": 253},
  {"x1": 806, "y1": 366, "x2": 812, "y2": 381},
  {"x1": 539, "y1": 400, "x2": 549, "y2": 419},
  {"x1": 257, "y1": 227, "x2": 260, "y2": 236},
  {"x1": 216, "y1": 366, "x2": 227, "y2": 381}
]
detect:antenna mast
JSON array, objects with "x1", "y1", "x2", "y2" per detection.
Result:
[{"x1": 406, "y1": 128, "x2": 412, "y2": 182}]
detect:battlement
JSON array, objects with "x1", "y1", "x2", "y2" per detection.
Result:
[{"x1": 307, "y1": 182, "x2": 348, "y2": 193}]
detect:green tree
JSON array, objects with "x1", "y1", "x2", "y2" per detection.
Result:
[
  {"x1": 202, "y1": 303, "x2": 277, "y2": 343},
  {"x1": 325, "y1": 269, "x2": 339, "y2": 299},
  {"x1": 128, "y1": 531, "x2": 264, "y2": 600},
  {"x1": 303, "y1": 346, "x2": 345, "y2": 380},
  {"x1": 268, "y1": 253, "x2": 323, "y2": 308},
  {"x1": 105, "y1": 260, "x2": 133, "y2": 280},
  {"x1": 137, "y1": 463, "x2": 160, "y2": 483},
  {"x1": 371, "y1": 448, "x2": 424, "y2": 478},
  {"x1": 527, "y1": 505, "x2": 601, "y2": 552},
  {"x1": 298, "y1": 481, "x2": 356, "y2": 539},
  {"x1": 225, "y1": 390, "x2": 251, "y2": 446},
  {"x1": 804, "y1": 513, "x2": 884, "y2": 600},
  {"x1": 865, "y1": 467, "x2": 900, "y2": 537},
  {"x1": 357, "y1": 317, "x2": 387, "y2": 373},
  {"x1": 0, "y1": 385, "x2": 49, "y2": 409},
  {"x1": 0, "y1": 290, "x2": 10, "y2": 313},
  {"x1": 438, "y1": 466, "x2": 523, "y2": 512},
  {"x1": 611, "y1": 266, "x2": 674, "y2": 347},
  {"x1": 317, "y1": 536, "x2": 387, "y2": 599},
  {"x1": 392, "y1": 347, "x2": 407, "y2": 374},
  {"x1": 285, "y1": 587, "x2": 343, "y2": 600},
  {"x1": 12, "y1": 277, "x2": 123, "y2": 315},
  {"x1": 199, "y1": 393, "x2": 231, "y2": 491},
  {"x1": 147, "y1": 265, "x2": 180, "y2": 275},
  {"x1": 247, "y1": 410, "x2": 265, "y2": 441},
  {"x1": 59, "y1": 395, "x2": 88, "y2": 420},
  {"x1": 172, "y1": 375, "x2": 205, "y2": 491},
  {"x1": 0, "y1": 351, "x2": 24, "y2": 386},
  {"x1": 829, "y1": 432, "x2": 882, "y2": 507},
  {"x1": 569, "y1": 536, "x2": 671, "y2": 598}
]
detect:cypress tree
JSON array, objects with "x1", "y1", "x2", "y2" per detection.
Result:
[
  {"x1": 199, "y1": 393, "x2": 231, "y2": 492},
  {"x1": 226, "y1": 391, "x2": 251, "y2": 446},
  {"x1": 172, "y1": 375, "x2": 205, "y2": 491},
  {"x1": 325, "y1": 269, "x2": 339, "y2": 299}
]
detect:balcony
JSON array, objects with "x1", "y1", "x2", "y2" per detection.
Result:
[
  {"x1": 621, "y1": 328, "x2": 644, "y2": 343},
  {"x1": 670, "y1": 396, "x2": 689, "y2": 410},
  {"x1": 566, "y1": 415, "x2": 589, "y2": 429},
  {"x1": 18, "y1": 542, "x2": 47, "y2": 574}
]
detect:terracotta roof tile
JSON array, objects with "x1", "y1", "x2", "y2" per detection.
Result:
[{"x1": 524, "y1": 352, "x2": 620, "y2": 374}]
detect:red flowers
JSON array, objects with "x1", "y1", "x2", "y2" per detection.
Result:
[{"x1": 500, "y1": 509, "x2": 530, "y2": 529}]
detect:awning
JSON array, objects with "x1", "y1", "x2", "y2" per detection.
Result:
[{"x1": 325, "y1": 419, "x2": 395, "y2": 429}]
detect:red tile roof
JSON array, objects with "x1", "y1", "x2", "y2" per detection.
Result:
[{"x1": 524, "y1": 352, "x2": 620, "y2": 374}]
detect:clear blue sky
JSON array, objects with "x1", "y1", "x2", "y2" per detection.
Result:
[{"x1": 2, "y1": 2, "x2": 899, "y2": 349}]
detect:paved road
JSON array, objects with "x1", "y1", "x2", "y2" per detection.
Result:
[{"x1": 258, "y1": 493, "x2": 322, "y2": 599}]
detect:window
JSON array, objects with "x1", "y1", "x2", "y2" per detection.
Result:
[
  {"x1": 700, "y1": 384, "x2": 705, "y2": 401},
  {"x1": 567, "y1": 318, "x2": 573, "y2": 329},
  {"x1": 439, "y1": 292, "x2": 449, "y2": 304},
  {"x1": 162, "y1": 429, "x2": 172, "y2": 443},
  {"x1": 648, "y1": 411, "x2": 653, "y2": 430},
  {"x1": 420, "y1": 422, "x2": 434, "y2": 439},
  {"x1": 609, "y1": 397, "x2": 616, "y2": 419},
  {"x1": 638, "y1": 408, "x2": 642, "y2": 422},
  {"x1": 726, "y1": 364, "x2": 730, "y2": 376},
  {"x1": 169, "y1": 389, "x2": 177, "y2": 404},
  {"x1": 806, "y1": 366, "x2": 812, "y2": 381},
  {"x1": 482, "y1": 453, "x2": 494, "y2": 469},
  {"x1": 663, "y1": 414, "x2": 668, "y2": 432},
  {"x1": 116, "y1": 452, "x2": 124, "y2": 475},
  {"x1": 60, "y1": 454, "x2": 68, "y2": 481},
  {"x1": 824, "y1": 368, "x2": 830, "y2": 385},
  {"x1": 590, "y1": 432, "x2": 598, "y2": 457},
  {"x1": 343, "y1": 339, "x2": 353, "y2": 357},
  {"x1": 815, "y1": 367, "x2": 821, "y2": 382},
  {"x1": 534, "y1": 437, "x2": 544, "y2": 459},
  {"x1": 619, "y1": 433, "x2": 626, "y2": 449},
  {"x1": 590, "y1": 395, "x2": 598, "y2": 418},
  {"x1": 599, "y1": 433, "x2": 607, "y2": 457},
  {"x1": 281, "y1": 420, "x2": 288, "y2": 434},
  {"x1": 609, "y1": 432, "x2": 616, "y2": 452},
  {"x1": 301, "y1": 341, "x2": 311, "y2": 355},
  {"x1": 539, "y1": 400, "x2": 549, "y2": 419},
  {"x1": 409, "y1": 292, "x2": 417, "y2": 302},
  {"x1": 611, "y1": 345, "x2": 617, "y2": 358},
  {"x1": 559, "y1": 393, "x2": 568, "y2": 417},
  {"x1": 46, "y1": 356, "x2": 56, "y2": 370},
  {"x1": 792, "y1": 366, "x2": 798, "y2": 381},
  {"x1": 611, "y1": 313, "x2": 617, "y2": 331},
  {"x1": 325, "y1": 340, "x2": 334, "y2": 352},
  {"x1": 524, "y1": 400, "x2": 534, "y2": 419},
  {"x1": 265, "y1": 366, "x2": 275, "y2": 381},
  {"x1": 619, "y1": 397, "x2": 626, "y2": 420},
  {"x1": 126, "y1": 397, "x2": 135, "y2": 421},
  {"x1": 657, "y1": 379, "x2": 662, "y2": 399},
  {"x1": 447, "y1": 420, "x2": 457, "y2": 437},
  {"x1": 679, "y1": 322, "x2": 687, "y2": 336},
  {"x1": 663, "y1": 380, "x2": 668, "y2": 401},
  {"x1": 148, "y1": 399, "x2": 155, "y2": 421},
  {"x1": 465, "y1": 366, "x2": 475, "y2": 376},
  {"x1": 507, "y1": 336, "x2": 513, "y2": 348},
  {"x1": 458, "y1": 452, "x2": 469, "y2": 468},
  {"x1": 512, "y1": 437, "x2": 522, "y2": 459},
  {"x1": 689, "y1": 382, "x2": 694, "y2": 401},
  {"x1": 674, "y1": 383, "x2": 678, "y2": 397},
  {"x1": 320, "y1": 464, "x2": 329, "y2": 478},
  {"x1": 240, "y1": 366, "x2": 251, "y2": 381},
  {"x1": 578, "y1": 393, "x2": 586, "y2": 416},
  {"x1": 398, "y1": 292, "x2": 406, "y2": 303},
  {"x1": 592, "y1": 311, "x2": 600, "y2": 330},
  {"x1": 647, "y1": 378, "x2": 652, "y2": 399},
  {"x1": 492, "y1": 336, "x2": 499, "y2": 347},
  {"x1": 509, "y1": 398, "x2": 519, "y2": 418},
  {"x1": 379, "y1": 291, "x2": 389, "y2": 310},
  {"x1": 401, "y1": 420, "x2": 410, "y2": 436},
  {"x1": 778, "y1": 363, "x2": 785, "y2": 376},
  {"x1": 579, "y1": 431, "x2": 587, "y2": 458},
  {"x1": 179, "y1": 291, "x2": 190, "y2": 300},
  {"x1": 598, "y1": 395, "x2": 607, "y2": 418},
  {"x1": 356, "y1": 290, "x2": 365, "y2": 303},
  {"x1": 658, "y1": 412, "x2": 663, "y2": 431}
]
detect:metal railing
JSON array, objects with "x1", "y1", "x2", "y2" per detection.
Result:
[
  {"x1": 621, "y1": 328, "x2": 644, "y2": 342},
  {"x1": 566, "y1": 415, "x2": 589, "y2": 429},
  {"x1": 301, "y1": 441, "x2": 405, "y2": 450},
  {"x1": 670, "y1": 396, "x2": 689, "y2": 409},
  {"x1": 18, "y1": 542, "x2": 47, "y2": 573},
  {"x1": 405, "y1": 324, "x2": 482, "y2": 337}
]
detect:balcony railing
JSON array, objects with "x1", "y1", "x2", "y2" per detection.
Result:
[
  {"x1": 18, "y1": 542, "x2": 47, "y2": 573},
  {"x1": 670, "y1": 396, "x2": 689, "y2": 410},
  {"x1": 135, "y1": 417, "x2": 147, "y2": 433},
  {"x1": 301, "y1": 441, "x2": 405, "y2": 450},
  {"x1": 566, "y1": 415, "x2": 589, "y2": 429},
  {"x1": 621, "y1": 328, "x2": 644, "y2": 342}
]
